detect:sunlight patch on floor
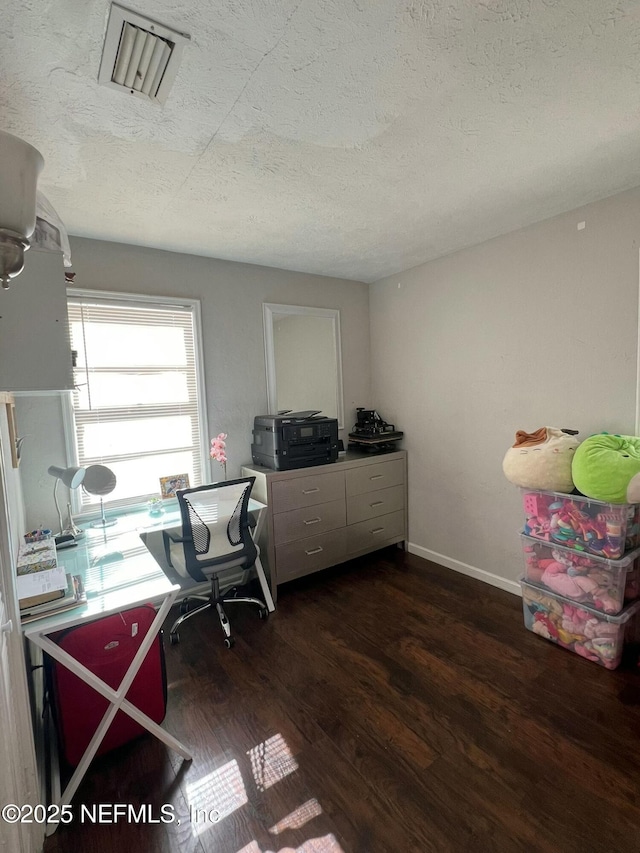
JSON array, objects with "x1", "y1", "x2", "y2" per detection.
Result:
[
  {"x1": 247, "y1": 733, "x2": 299, "y2": 791},
  {"x1": 186, "y1": 758, "x2": 248, "y2": 831},
  {"x1": 236, "y1": 835, "x2": 344, "y2": 853},
  {"x1": 269, "y1": 798, "x2": 323, "y2": 834}
]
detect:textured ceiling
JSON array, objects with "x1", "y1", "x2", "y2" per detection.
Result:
[{"x1": 2, "y1": 1, "x2": 640, "y2": 282}]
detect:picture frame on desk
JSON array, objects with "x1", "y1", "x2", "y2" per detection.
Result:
[{"x1": 159, "y1": 473, "x2": 190, "y2": 499}]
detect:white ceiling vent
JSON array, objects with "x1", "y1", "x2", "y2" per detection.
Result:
[{"x1": 98, "y1": 4, "x2": 190, "y2": 105}]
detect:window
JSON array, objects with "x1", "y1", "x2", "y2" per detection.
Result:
[{"x1": 67, "y1": 290, "x2": 208, "y2": 514}]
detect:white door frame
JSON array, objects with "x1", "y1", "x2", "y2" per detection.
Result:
[{"x1": 0, "y1": 396, "x2": 42, "y2": 853}]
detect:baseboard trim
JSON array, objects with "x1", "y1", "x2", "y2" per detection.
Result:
[{"x1": 407, "y1": 542, "x2": 521, "y2": 597}]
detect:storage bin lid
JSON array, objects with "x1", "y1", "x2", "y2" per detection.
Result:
[
  {"x1": 520, "y1": 487, "x2": 640, "y2": 510},
  {"x1": 519, "y1": 532, "x2": 640, "y2": 569},
  {"x1": 520, "y1": 577, "x2": 640, "y2": 624}
]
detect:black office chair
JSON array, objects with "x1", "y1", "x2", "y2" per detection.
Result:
[{"x1": 162, "y1": 477, "x2": 269, "y2": 648}]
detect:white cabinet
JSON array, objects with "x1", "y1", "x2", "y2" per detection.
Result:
[
  {"x1": 242, "y1": 450, "x2": 407, "y2": 599},
  {"x1": 0, "y1": 249, "x2": 73, "y2": 391}
]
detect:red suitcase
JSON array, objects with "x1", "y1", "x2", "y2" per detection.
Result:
[{"x1": 48, "y1": 604, "x2": 167, "y2": 766}]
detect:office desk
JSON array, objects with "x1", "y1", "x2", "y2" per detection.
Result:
[
  {"x1": 23, "y1": 498, "x2": 271, "y2": 833},
  {"x1": 27, "y1": 497, "x2": 272, "y2": 631}
]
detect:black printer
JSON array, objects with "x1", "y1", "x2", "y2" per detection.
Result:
[{"x1": 251, "y1": 411, "x2": 339, "y2": 470}]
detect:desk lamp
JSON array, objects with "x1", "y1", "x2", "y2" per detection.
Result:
[
  {"x1": 83, "y1": 464, "x2": 118, "y2": 528},
  {"x1": 48, "y1": 465, "x2": 86, "y2": 542}
]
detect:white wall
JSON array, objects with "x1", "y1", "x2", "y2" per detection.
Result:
[
  {"x1": 18, "y1": 237, "x2": 371, "y2": 530},
  {"x1": 370, "y1": 186, "x2": 640, "y2": 594}
]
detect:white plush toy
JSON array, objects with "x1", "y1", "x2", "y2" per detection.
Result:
[{"x1": 502, "y1": 427, "x2": 580, "y2": 492}]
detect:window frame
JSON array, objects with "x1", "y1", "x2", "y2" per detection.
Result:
[{"x1": 63, "y1": 287, "x2": 209, "y2": 518}]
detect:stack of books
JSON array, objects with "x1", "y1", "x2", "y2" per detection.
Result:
[
  {"x1": 16, "y1": 539, "x2": 66, "y2": 601},
  {"x1": 19, "y1": 573, "x2": 86, "y2": 624}
]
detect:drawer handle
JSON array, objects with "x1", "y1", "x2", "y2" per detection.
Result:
[
  {"x1": 302, "y1": 487, "x2": 320, "y2": 494},
  {"x1": 303, "y1": 517, "x2": 322, "y2": 525},
  {"x1": 305, "y1": 546, "x2": 324, "y2": 556},
  {"x1": 370, "y1": 500, "x2": 384, "y2": 507},
  {"x1": 370, "y1": 527, "x2": 385, "y2": 534},
  {"x1": 370, "y1": 474, "x2": 384, "y2": 481}
]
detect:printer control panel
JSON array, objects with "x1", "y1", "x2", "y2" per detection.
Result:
[{"x1": 287, "y1": 423, "x2": 334, "y2": 443}]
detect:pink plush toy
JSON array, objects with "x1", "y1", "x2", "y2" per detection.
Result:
[
  {"x1": 591, "y1": 571, "x2": 620, "y2": 613},
  {"x1": 572, "y1": 574, "x2": 599, "y2": 595},
  {"x1": 542, "y1": 560, "x2": 587, "y2": 599},
  {"x1": 523, "y1": 546, "x2": 545, "y2": 583},
  {"x1": 561, "y1": 604, "x2": 587, "y2": 636},
  {"x1": 583, "y1": 618, "x2": 620, "y2": 640},
  {"x1": 574, "y1": 642, "x2": 601, "y2": 663}
]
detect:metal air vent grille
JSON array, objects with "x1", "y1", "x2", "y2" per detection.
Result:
[{"x1": 98, "y1": 4, "x2": 189, "y2": 105}]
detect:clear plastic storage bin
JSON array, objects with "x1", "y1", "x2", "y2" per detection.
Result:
[
  {"x1": 521, "y1": 489, "x2": 640, "y2": 560},
  {"x1": 521, "y1": 578, "x2": 640, "y2": 669},
  {"x1": 520, "y1": 534, "x2": 640, "y2": 614}
]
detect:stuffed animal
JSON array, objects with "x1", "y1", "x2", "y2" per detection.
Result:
[
  {"x1": 524, "y1": 555, "x2": 545, "y2": 583},
  {"x1": 583, "y1": 617, "x2": 619, "y2": 640},
  {"x1": 572, "y1": 432, "x2": 640, "y2": 503},
  {"x1": 583, "y1": 569, "x2": 619, "y2": 614},
  {"x1": 560, "y1": 604, "x2": 587, "y2": 639},
  {"x1": 541, "y1": 559, "x2": 586, "y2": 599},
  {"x1": 573, "y1": 642, "x2": 601, "y2": 663},
  {"x1": 532, "y1": 612, "x2": 558, "y2": 640},
  {"x1": 523, "y1": 585, "x2": 563, "y2": 615},
  {"x1": 503, "y1": 427, "x2": 580, "y2": 492}
]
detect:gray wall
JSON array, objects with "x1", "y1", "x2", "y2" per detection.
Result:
[
  {"x1": 17, "y1": 187, "x2": 640, "y2": 593},
  {"x1": 370, "y1": 186, "x2": 640, "y2": 593},
  {"x1": 18, "y1": 236, "x2": 370, "y2": 531}
]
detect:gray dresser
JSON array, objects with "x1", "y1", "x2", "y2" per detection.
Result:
[{"x1": 242, "y1": 449, "x2": 407, "y2": 600}]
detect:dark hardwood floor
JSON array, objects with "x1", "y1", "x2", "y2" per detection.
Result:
[{"x1": 44, "y1": 548, "x2": 640, "y2": 853}]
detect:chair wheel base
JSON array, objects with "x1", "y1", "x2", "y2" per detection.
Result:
[
  {"x1": 179, "y1": 600, "x2": 190, "y2": 615},
  {"x1": 170, "y1": 632, "x2": 180, "y2": 645},
  {"x1": 224, "y1": 636, "x2": 235, "y2": 649},
  {"x1": 258, "y1": 607, "x2": 269, "y2": 620}
]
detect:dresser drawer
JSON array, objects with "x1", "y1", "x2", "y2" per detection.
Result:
[
  {"x1": 347, "y1": 484, "x2": 405, "y2": 525},
  {"x1": 276, "y1": 528, "x2": 347, "y2": 582},
  {"x1": 271, "y1": 470, "x2": 345, "y2": 513},
  {"x1": 347, "y1": 510, "x2": 405, "y2": 554},
  {"x1": 346, "y1": 458, "x2": 404, "y2": 497},
  {"x1": 273, "y1": 498, "x2": 346, "y2": 545}
]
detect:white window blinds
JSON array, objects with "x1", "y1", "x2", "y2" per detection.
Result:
[{"x1": 68, "y1": 293, "x2": 206, "y2": 511}]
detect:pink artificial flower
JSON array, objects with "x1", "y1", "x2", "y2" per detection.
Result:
[{"x1": 210, "y1": 433, "x2": 227, "y2": 465}]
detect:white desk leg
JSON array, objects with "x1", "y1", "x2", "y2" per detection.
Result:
[
  {"x1": 32, "y1": 592, "x2": 191, "y2": 832},
  {"x1": 253, "y1": 506, "x2": 266, "y2": 541},
  {"x1": 251, "y1": 508, "x2": 275, "y2": 612},
  {"x1": 254, "y1": 553, "x2": 275, "y2": 613}
]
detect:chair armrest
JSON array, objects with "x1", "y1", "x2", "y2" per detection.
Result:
[
  {"x1": 162, "y1": 528, "x2": 189, "y2": 569},
  {"x1": 164, "y1": 529, "x2": 189, "y2": 543}
]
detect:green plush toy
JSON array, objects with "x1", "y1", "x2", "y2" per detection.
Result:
[{"x1": 572, "y1": 433, "x2": 640, "y2": 504}]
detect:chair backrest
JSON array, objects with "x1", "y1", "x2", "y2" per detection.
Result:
[{"x1": 175, "y1": 477, "x2": 257, "y2": 582}]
